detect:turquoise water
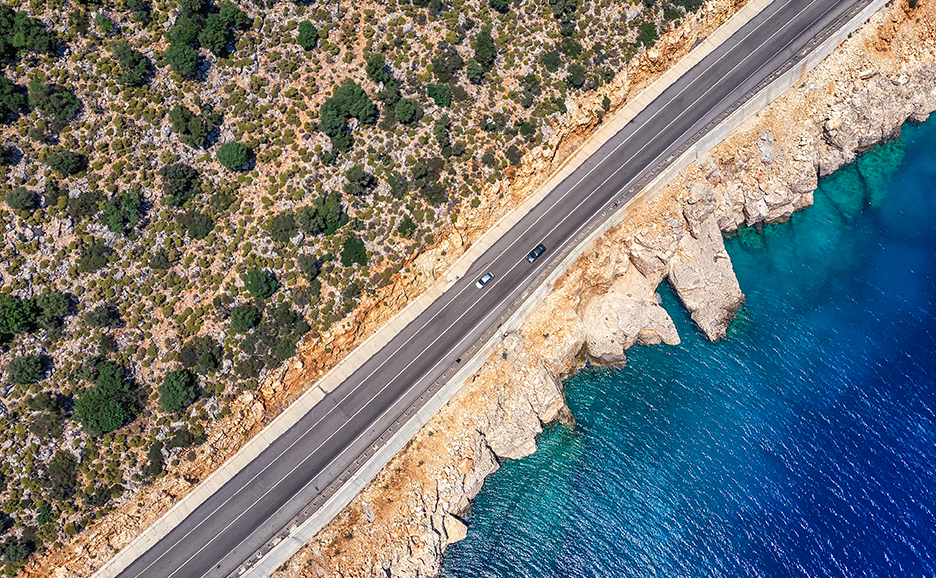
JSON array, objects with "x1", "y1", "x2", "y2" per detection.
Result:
[{"x1": 441, "y1": 115, "x2": 936, "y2": 577}]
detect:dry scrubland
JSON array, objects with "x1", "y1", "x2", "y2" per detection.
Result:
[{"x1": 0, "y1": 0, "x2": 718, "y2": 573}]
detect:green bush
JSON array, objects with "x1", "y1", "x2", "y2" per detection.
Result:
[
  {"x1": 432, "y1": 43, "x2": 464, "y2": 83},
  {"x1": 158, "y1": 369, "x2": 196, "y2": 412},
  {"x1": 393, "y1": 98, "x2": 418, "y2": 124},
  {"x1": 318, "y1": 80, "x2": 377, "y2": 153},
  {"x1": 160, "y1": 163, "x2": 200, "y2": 206},
  {"x1": 217, "y1": 141, "x2": 249, "y2": 170},
  {"x1": 636, "y1": 21, "x2": 658, "y2": 47},
  {"x1": 33, "y1": 292, "x2": 69, "y2": 330},
  {"x1": 230, "y1": 304, "x2": 260, "y2": 332},
  {"x1": 45, "y1": 450, "x2": 78, "y2": 500},
  {"x1": 0, "y1": 294, "x2": 35, "y2": 337},
  {"x1": 466, "y1": 59, "x2": 484, "y2": 84},
  {"x1": 506, "y1": 144, "x2": 522, "y2": 165},
  {"x1": 74, "y1": 362, "x2": 137, "y2": 436},
  {"x1": 427, "y1": 83, "x2": 452, "y2": 107},
  {"x1": 542, "y1": 50, "x2": 561, "y2": 73},
  {"x1": 4, "y1": 187, "x2": 34, "y2": 211},
  {"x1": 165, "y1": 43, "x2": 199, "y2": 77},
  {"x1": 6, "y1": 355, "x2": 43, "y2": 384},
  {"x1": 184, "y1": 211, "x2": 214, "y2": 239},
  {"x1": 45, "y1": 151, "x2": 87, "y2": 175},
  {"x1": 565, "y1": 63, "x2": 586, "y2": 88},
  {"x1": 550, "y1": 0, "x2": 578, "y2": 19},
  {"x1": 297, "y1": 21, "x2": 318, "y2": 50},
  {"x1": 169, "y1": 104, "x2": 220, "y2": 148},
  {"x1": 489, "y1": 0, "x2": 509, "y2": 13},
  {"x1": 340, "y1": 236, "x2": 367, "y2": 267},
  {"x1": 145, "y1": 442, "x2": 164, "y2": 477},
  {"x1": 243, "y1": 268, "x2": 277, "y2": 299},
  {"x1": 0, "y1": 76, "x2": 25, "y2": 119},
  {"x1": 85, "y1": 305, "x2": 121, "y2": 329}
]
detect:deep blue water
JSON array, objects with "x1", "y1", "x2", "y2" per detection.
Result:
[{"x1": 441, "y1": 115, "x2": 936, "y2": 578}]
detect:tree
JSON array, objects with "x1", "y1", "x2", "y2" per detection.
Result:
[
  {"x1": 6, "y1": 355, "x2": 43, "y2": 384},
  {"x1": 0, "y1": 76, "x2": 25, "y2": 119},
  {"x1": 0, "y1": 5, "x2": 56, "y2": 59},
  {"x1": 165, "y1": 43, "x2": 199, "y2": 77},
  {"x1": 343, "y1": 164, "x2": 376, "y2": 196},
  {"x1": 100, "y1": 189, "x2": 142, "y2": 233},
  {"x1": 243, "y1": 268, "x2": 277, "y2": 299},
  {"x1": 466, "y1": 59, "x2": 484, "y2": 84},
  {"x1": 393, "y1": 98, "x2": 418, "y2": 124},
  {"x1": 550, "y1": 0, "x2": 578, "y2": 19},
  {"x1": 266, "y1": 212, "x2": 298, "y2": 243},
  {"x1": 230, "y1": 304, "x2": 260, "y2": 332},
  {"x1": 427, "y1": 83, "x2": 452, "y2": 107},
  {"x1": 297, "y1": 20, "x2": 318, "y2": 50},
  {"x1": 0, "y1": 536, "x2": 29, "y2": 565},
  {"x1": 474, "y1": 26, "x2": 496, "y2": 71},
  {"x1": 33, "y1": 292, "x2": 69, "y2": 330},
  {"x1": 542, "y1": 50, "x2": 561, "y2": 73},
  {"x1": 489, "y1": 0, "x2": 509, "y2": 12},
  {"x1": 74, "y1": 362, "x2": 137, "y2": 436},
  {"x1": 296, "y1": 192, "x2": 347, "y2": 235},
  {"x1": 432, "y1": 43, "x2": 463, "y2": 83},
  {"x1": 4, "y1": 187, "x2": 35, "y2": 211},
  {"x1": 85, "y1": 304, "x2": 121, "y2": 329},
  {"x1": 341, "y1": 236, "x2": 367, "y2": 267},
  {"x1": 179, "y1": 336, "x2": 222, "y2": 374},
  {"x1": 158, "y1": 369, "x2": 196, "y2": 412},
  {"x1": 28, "y1": 78, "x2": 80, "y2": 122},
  {"x1": 0, "y1": 294, "x2": 35, "y2": 337},
  {"x1": 45, "y1": 450, "x2": 78, "y2": 500},
  {"x1": 217, "y1": 141, "x2": 249, "y2": 170},
  {"x1": 565, "y1": 63, "x2": 586, "y2": 88},
  {"x1": 45, "y1": 151, "x2": 86, "y2": 175},
  {"x1": 168, "y1": 104, "x2": 220, "y2": 148},
  {"x1": 160, "y1": 163, "x2": 200, "y2": 206},
  {"x1": 506, "y1": 144, "x2": 523, "y2": 165},
  {"x1": 178, "y1": 0, "x2": 206, "y2": 14},
  {"x1": 113, "y1": 42, "x2": 149, "y2": 86},
  {"x1": 198, "y1": 14, "x2": 229, "y2": 55},
  {"x1": 318, "y1": 80, "x2": 377, "y2": 153},
  {"x1": 77, "y1": 239, "x2": 113, "y2": 273},
  {"x1": 218, "y1": 1, "x2": 250, "y2": 29}
]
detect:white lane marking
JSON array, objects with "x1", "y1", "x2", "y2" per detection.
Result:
[{"x1": 133, "y1": 1, "x2": 840, "y2": 575}]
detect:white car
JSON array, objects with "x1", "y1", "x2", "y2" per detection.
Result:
[{"x1": 475, "y1": 272, "x2": 494, "y2": 289}]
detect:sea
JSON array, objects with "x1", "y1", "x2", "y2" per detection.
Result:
[{"x1": 440, "y1": 114, "x2": 936, "y2": 578}]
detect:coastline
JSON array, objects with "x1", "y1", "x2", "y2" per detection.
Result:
[{"x1": 268, "y1": 1, "x2": 936, "y2": 576}]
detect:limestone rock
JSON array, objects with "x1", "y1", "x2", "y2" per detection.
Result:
[
  {"x1": 667, "y1": 216, "x2": 743, "y2": 340},
  {"x1": 442, "y1": 514, "x2": 468, "y2": 545}
]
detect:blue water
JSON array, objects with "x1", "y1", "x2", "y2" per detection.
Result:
[{"x1": 442, "y1": 116, "x2": 936, "y2": 578}]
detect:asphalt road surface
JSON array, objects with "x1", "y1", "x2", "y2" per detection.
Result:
[{"x1": 119, "y1": 0, "x2": 866, "y2": 576}]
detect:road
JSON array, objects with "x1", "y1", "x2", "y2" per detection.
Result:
[{"x1": 119, "y1": 0, "x2": 866, "y2": 576}]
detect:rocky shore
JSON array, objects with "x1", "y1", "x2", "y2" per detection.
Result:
[{"x1": 269, "y1": 1, "x2": 936, "y2": 576}]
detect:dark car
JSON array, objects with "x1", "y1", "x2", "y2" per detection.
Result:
[{"x1": 526, "y1": 244, "x2": 546, "y2": 263}]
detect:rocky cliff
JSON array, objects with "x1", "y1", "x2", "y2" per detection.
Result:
[{"x1": 269, "y1": 1, "x2": 936, "y2": 576}]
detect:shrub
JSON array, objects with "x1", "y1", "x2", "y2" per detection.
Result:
[
  {"x1": 6, "y1": 355, "x2": 43, "y2": 384},
  {"x1": 165, "y1": 43, "x2": 199, "y2": 77},
  {"x1": 566, "y1": 63, "x2": 586, "y2": 88},
  {"x1": 33, "y1": 292, "x2": 69, "y2": 330},
  {"x1": 45, "y1": 151, "x2": 87, "y2": 175},
  {"x1": 158, "y1": 369, "x2": 196, "y2": 412},
  {"x1": 550, "y1": 0, "x2": 578, "y2": 19},
  {"x1": 145, "y1": 442, "x2": 164, "y2": 477},
  {"x1": 297, "y1": 20, "x2": 317, "y2": 50},
  {"x1": 506, "y1": 144, "x2": 523, "y2": 165},
  {"x1": 67, "y1": 190, "x2": 104, "y2": 219},
  {"x1": 74, "y1": 362, "x2": 137, "y2": 436},
  {"x1": 297, "y1": 255, "x2": 320, "y2": 282},
  {"x1": 243, "y1": 268, "x2": 277, "y2": 299},
  {"x1": 427, "y1": 83, "x2": 452, "y2": 107},
  {"x1": 178, "y1": 335, "x2": 222, "y2": 373},
  {"x1": 178, "y1": 0, "x2": 206, "y2": 14},
  {"x1": 266, "y1": 212, "x2": 298, "y2": 243},
  {"x1": 169, "y1": 104, "x2": 220, "y2": 148},
  {"x1": 217, "y1": 141, "x2": 249, "y2": 170},
  {"x1": 113, "y1": 42, "x2": 149, "y2": 86},
  {"x1": 474, "y1": 26, "x2": 496, "y2": 71},
  {"x1": 160, "y1": 163, "x2": 200, "y2": 206},
  {"x1": 636, "y1": 21, "x2": 658, "y2": 47},
  {"x1": 101, "y1": 189, "x2": 142, "y2": 233},
  {"x1": 296, "y1": 191, "x2": 347, "y2": 235},
  {"x1": 340, "y1": 236, "x2": 367, "y2": 267},
  {"x1": 0, "y1": 76, "x2": 25, "y2": 119},
  {"x1": 230, "y1": 304, "x2": 260, "y2": 332},
  {"x1": 77, "y1": 239, "x2": 113, "y2": 273},
  {"x1": 218, "y1": 1, "x2": 250, "y2": 28},
  {"x1": 318, "y1": 80, "x2": 377, "y2": 152},
  {"x1": 28, "y1": 78, "x2": 80, "y2": 122},
  {"x1": 397, "y1": 215, "x2": 416, "y2": 238},
  {"x1": 199, "y1": 14, "x2": 231, "y2": 55},
  {"x1": 542, "y1": 50, "x2": 561, "y2": 73},
  {"x1": 4, "y1": 187, "x2": 34, "y2": 211},
  {"x1": 45, "y1": 450, "x2": 78, "y2": 500}
]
